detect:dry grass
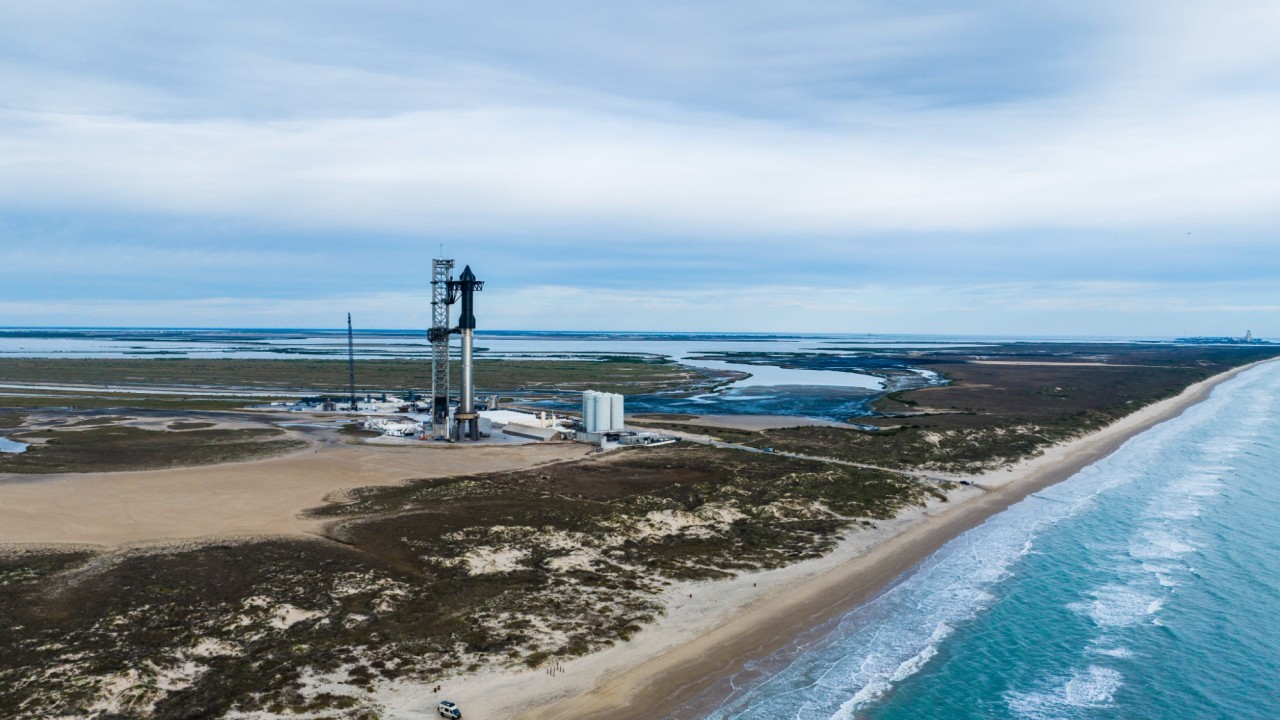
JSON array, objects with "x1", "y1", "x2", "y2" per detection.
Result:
[
  {"x1": 0, "y1": 424, "x2": 305, "y2": 474},
  {"x1": 0, "y1": 357, "x2": 711, "y2": 397}
]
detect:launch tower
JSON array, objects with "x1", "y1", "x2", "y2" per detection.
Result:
[{"x1": 428, "y1": 259, "x2": 456, "y2": 439}]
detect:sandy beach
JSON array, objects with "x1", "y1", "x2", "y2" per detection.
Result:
[{"x1": 412, "y1": 359, "x2": 1272, "y2": 720}]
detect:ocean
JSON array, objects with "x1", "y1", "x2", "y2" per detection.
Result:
[{"x1": 687, "y1": 361, "x2": 1280, "y2": 719}]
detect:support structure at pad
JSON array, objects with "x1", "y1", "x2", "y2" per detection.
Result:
[{"x1": 429, "y1": 259, "x2": 456, "y2": 439}]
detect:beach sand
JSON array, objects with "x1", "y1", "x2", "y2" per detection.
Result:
[{"x1": 403, "y1": 359, "x2": 1270, "y2": 720}]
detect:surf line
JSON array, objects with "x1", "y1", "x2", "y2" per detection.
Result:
[{"x1": 1029, "y1": 493, "x2": 1069, "y2": 503}]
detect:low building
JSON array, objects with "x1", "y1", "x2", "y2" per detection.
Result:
[
  {"x1": 502, "y1": 423, "x2": 562, "y2": 441},
  {"x1": 575, "y1": 429, "x2": 676, "y2": 448},
  {"x1": 480, "y1": 409, "x2": 559, "y2": 428}
]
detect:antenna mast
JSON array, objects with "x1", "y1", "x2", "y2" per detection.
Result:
[{"x1": 347, "y1": 313, "x2": 357, "y2": 411}]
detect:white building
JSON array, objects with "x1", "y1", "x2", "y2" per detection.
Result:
[
  {"x1": 480, "y1": 409, "x2": 558, "y2": 428},
  {"x1": 503, "y1": 423, "x2": 562, "y2": 441}
]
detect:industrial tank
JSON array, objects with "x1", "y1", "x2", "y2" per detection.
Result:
[
  {"x1": 609, "y1": 393, "x2": 624, "y2": 431},
  {"x1": 583, "y1": 390, "x2": 624, "y2": 433},
  {"x1": 583, "y1": 391, "x2": 597, "y2": 432},
  {"x1": 593, "y1": 392, "x2": 610, "y2": 432}
]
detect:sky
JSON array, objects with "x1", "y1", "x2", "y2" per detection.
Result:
[{"x1": 1, "y1": 1, "x2": 1277, "y2": 336}]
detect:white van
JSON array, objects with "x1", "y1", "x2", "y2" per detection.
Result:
[{"x1": 437, "y1": 700, "x2": 462, "y2": 718}]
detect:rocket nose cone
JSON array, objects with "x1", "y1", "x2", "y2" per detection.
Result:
[{"x1": 460, "y1": 265, "x2": 475, "y2": 281}]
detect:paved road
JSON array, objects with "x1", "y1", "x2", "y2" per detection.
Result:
[{"x1": 654, "y1": 427, "x2": 947, "y2": 482}]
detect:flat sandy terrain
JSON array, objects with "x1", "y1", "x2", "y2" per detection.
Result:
[
  {"x1": 408, "y1": 359, "x2": 1271, "y2": 720},
  {"x1": 0, "y1": 440, "x2": 588, "y2": 547}
]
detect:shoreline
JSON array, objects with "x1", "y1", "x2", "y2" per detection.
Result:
[{"x1": 432, "y1": 359, "x2": 1271, "y2": 720}]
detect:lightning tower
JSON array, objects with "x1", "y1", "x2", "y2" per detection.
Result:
[{"x1": 346, "y1": 313, "x2": 357, "y2": 411}]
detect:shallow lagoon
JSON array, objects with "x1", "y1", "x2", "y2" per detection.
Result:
[
  {"x1": 544, "y1": 384, "x2": 887, "y2": 423},
  {"x1": 0, "y1": 329, "x2": 945, "y2": 421}
]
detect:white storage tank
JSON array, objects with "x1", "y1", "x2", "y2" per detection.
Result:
[
  {"x1": 609, "y1": 393, "x2": 624, "y2": 431},
  {"x1": 593, "y1": 392, "x2": 610, "y2": 432},
  {"x1": 583, "y1": 390, "x2": 597, "y2": 432}
]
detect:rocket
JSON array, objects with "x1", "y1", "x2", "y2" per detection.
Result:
[
  {"x1": 457, "y1": 266, "x2": 479, "y2": 330},
  {"x1": 454, "y1": 265, "x2": 483, "y2": 440}
]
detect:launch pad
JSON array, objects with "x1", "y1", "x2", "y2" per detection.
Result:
[
  {"x1": 343, "y1": 258, "x2": 649, "y2": 447},
  {"x1": 428, "y1": 258, "x2": 485, "y2": 441}
]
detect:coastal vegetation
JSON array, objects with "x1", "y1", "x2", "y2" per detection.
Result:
[
  {"x1": 2, "y1": 344, "x2": 1278, "y2": 717},
  {"x1": 0, "y1": 391, "x2": 270, "y2": 412},
  {"x1": 0, "y1": 357, "x2": 710, "y2": 399},
  {"x1": 749, "y1": 344, "x2": 1280, "y2": 472},
  {"x1": 0, "y1": 423, "x2": 305, "y2": 474},
  {"x1": 0, "y1": 446, "x2": 932, "y2": 718}
]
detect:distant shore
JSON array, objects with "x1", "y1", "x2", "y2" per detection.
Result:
[{"x1": 439, "y1": 358, "x2": 1272, "y2": 720}]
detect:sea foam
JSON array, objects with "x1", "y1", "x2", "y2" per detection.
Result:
[{"x1": 1006, "y1": 666, "x2": 1123, "y2": 719}]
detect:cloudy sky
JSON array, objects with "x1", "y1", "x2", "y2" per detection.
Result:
[{"x1": 1, "y1": 1, "x2": 1276, "y2": 335}]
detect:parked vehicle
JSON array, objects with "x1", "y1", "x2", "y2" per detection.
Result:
[{"x1": 437, "y1": 700, "x2": 462, "y2": 719}]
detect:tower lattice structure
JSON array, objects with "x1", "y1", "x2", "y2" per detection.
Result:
[{"x1": 429, "y1": 258, "x2": 456, "y2": 438}]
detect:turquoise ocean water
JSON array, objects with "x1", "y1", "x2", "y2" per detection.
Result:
[{"x1": 688, "y1": 361, "x2": 1280, "y2": 719}]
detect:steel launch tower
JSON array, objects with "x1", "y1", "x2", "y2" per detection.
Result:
[{"x1": 428, "y1": 259, "x2": 456, "y2": 439}]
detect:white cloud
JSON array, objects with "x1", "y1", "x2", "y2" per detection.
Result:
[
  {"x1": 2, "y1": 87, "x2": 1277, "y2": 239},
  {"x1": 0, "y1": 2, "x2": 1278, "y2": 240},
  {"x1": 3, "y1": 281, "x2": 1276, "y2": 336},
  {"x1": 0, "y1": 1, "x2": 1278, "y2": 335}
]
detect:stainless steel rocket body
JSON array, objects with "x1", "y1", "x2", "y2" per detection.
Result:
[
  {"x1": 460, "y1": 328, "x2": 476, "y2": 439},
  {"x1": 453, "y1": 265, "x2": 483, "y2": 441}
]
